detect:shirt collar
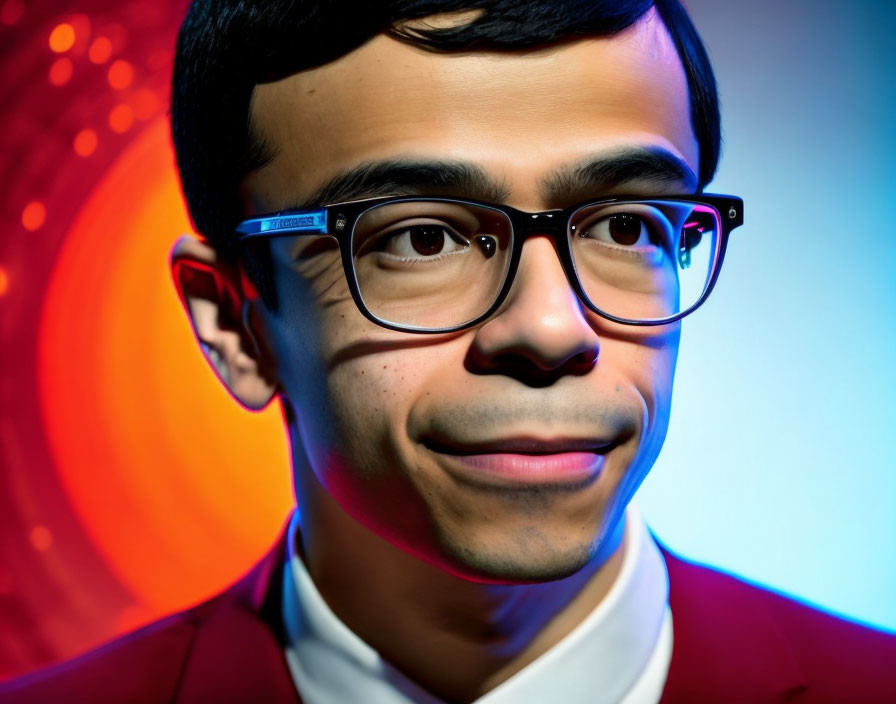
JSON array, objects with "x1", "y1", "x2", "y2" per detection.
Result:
[{"x1": 282, "y1": 503, "x2": 671, "y2": 704}]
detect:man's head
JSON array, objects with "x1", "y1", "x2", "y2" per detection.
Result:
[{"x1": 170, "y1": 0, "x2": 722, "y2": 583}]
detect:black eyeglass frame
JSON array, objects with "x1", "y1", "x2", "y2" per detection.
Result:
[{"x1": 236, "y1": 193, "x2": 744, "y2": 333}]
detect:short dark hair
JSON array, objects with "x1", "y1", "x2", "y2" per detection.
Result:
[{"x1": 171, "y1": 0, "x2": 719, "y2": 261}]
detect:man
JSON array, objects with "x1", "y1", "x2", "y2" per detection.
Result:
[{"x1": 2, "y1": 0, "x2": 895, "y2": 702}]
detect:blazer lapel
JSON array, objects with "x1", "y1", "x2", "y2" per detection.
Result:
[
  {"x1": 657, "y1": 542, "x2": 808, "y2": 704},
  {"x1": 172, "y1": 521, "x2": 811, "y2": 703},
  {"x1": 174, "y1": 520, "x2": 302, "y2": 704}
]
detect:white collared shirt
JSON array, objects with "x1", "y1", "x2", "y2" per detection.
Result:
[{"x1": 282, "y1": 504, "x2": 672, "y2": 703}]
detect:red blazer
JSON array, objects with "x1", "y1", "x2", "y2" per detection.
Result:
[{"x1": 2, "y1": 526, "x2": 895, "y2": 703}]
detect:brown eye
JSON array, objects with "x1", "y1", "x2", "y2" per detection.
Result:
[
  {"x1": 576, "y1": 211, "x2": 652, "y2": 248},
  {"x1": 372, "y1": 222, "x2": 470, "y2": 260},
  {"x1": 607, "y1": 213, "x2": 644, "y2": 245},
  {"x1": 408, "y1": 225, "x2": 446, "y2": 255}
]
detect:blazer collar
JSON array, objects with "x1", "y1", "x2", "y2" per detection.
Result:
[
  {"x1": 657, "y1": 540, "x2": 808, "y2": 704},
  {"x1": 174, "y1": 519, "x2": 809, "y2": 704},
  {"x1": 175, "y1": 520, "x2": 302, "y2": 704}
]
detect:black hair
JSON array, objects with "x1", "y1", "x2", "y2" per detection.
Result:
[{"x1": 171, "y1": 0, "x2": 719, "y2": 262}]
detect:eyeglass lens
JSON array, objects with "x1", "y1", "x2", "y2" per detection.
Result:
[
  {"x1": 568, "y1": 200, "x2": 720, "y2": 323},
  {"x1": 350, "y1": 201, "x2": 513, "y2": 330}
]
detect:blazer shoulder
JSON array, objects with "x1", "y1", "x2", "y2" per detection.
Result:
[
  {"x1": 0, "y1": 588, "x2": 241, "y2": 704},
  {"x1": 751, "y1": 572, "x2": 896, "y2": 695},
  {"x1": 0, "y1": 523, "x2": 294, "y2": 704},
  {"x1": 661, "y1": 543, "x2": 896, "y2": 702}
]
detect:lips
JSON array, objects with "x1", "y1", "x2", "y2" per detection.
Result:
[{"x1": 423, "y1": 436, "x2": 615, "y2": 489}]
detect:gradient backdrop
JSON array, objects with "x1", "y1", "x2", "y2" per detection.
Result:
[{"x1": 0, "y1": 0, "x2": 893, "y2": 681}]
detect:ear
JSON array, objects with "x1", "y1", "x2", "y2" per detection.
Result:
[{"x1": 170, "y1": 236, "x2": 278, "y2": 410}]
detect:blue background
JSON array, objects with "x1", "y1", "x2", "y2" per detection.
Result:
[{"x1": 638, "y1": 0, "x2": 896, "y2": 631}]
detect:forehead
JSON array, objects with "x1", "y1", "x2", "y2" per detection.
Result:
[{"x1": 245, "y1": 8, "x2": 697, "y2": 211}]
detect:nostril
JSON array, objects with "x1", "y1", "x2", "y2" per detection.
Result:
[{"x1": 466, "y1": 343, "x2": 598, "y2": 387}]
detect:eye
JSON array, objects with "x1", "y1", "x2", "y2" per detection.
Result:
[
  {"x1": 579, "y1": 213, "x2": 652, "y2": 247},
  {"x1": 376, "y1": 223, "x2": 470, "y2": 259}
]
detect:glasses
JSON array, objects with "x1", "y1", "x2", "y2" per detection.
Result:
[{"x1": 236, "y1": 194, "x2": 743, "y2": 333}]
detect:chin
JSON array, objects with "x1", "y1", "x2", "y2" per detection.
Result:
[{"x1": 433, "y1": 527, "x2": 602, "y2": 585}]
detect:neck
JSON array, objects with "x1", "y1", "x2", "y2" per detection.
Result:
[{"x1": 294, "y1": 466, "x2": 627, "y2": 703}]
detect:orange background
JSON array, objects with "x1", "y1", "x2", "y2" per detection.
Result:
[{"x1": 0, "y1": 0, "x2": 291, "y2": 680}]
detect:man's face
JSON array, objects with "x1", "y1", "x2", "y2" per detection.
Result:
[{"x1": 242, "y1": 9, "x2": 697, "y2": 582}]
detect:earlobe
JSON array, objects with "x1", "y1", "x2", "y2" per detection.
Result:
[
  {"x1": 170, "y1": 235, "x2": 279, "y2": 410},
  {"x1": 199, "y1": 341, "x2": 231, "y2": 386}
]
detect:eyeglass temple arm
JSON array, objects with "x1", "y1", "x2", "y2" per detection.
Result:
[{"x1": 236, "y1": 209, "x2": 329, "y2": 240}]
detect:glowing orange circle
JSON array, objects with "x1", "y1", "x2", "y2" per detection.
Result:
[
  {"x1": 73, "y1": 128, "x2": 98, "y2": 156},
  {"x1": 89, "y1": 36, "x2": 112, "y2": 64},
  {"x1": 29, "y1": 525, "x2": 54, "y2": 552},
  {"x1": 48, "y1": 56, "x2": 73, "y2": 86},
  {"x1": 22, "y1": 201, "x2": 46, "y2": 230},
  {"x1": 108, "y1": 103, "x2": 134, "y2": 133},
  {"x1": 49, "y1": 22, "x2": 75, "y2": 53},
  {"x1": 38, "y1": 119, "x2": 292, "y2": 613},
  {"x1": 107, "y1": 59, "x2": 133, "y2": 90}
]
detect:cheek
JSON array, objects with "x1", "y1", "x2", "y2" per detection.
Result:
[
  {"x1": 596, "y1": 332, "x2": 678, "y2": 517},
  {"x1": 640, "y1": 347, "x2": 677, "y2": 421},
  {"x1": 317, "y1": 315, "x2": 470, "y2": 484},
  {"x1": 326, "y1": 342, "x2": 456, "y2": 447},
  {"x1": 621, "y1": 324, "x2": 678, "y2": 407},
  {"x1": 327, "y1": 357, "x2": 404, "y2": 449},
  {"x1": 623, "y1": 332, "x2": 679, "y2": 462},
  {"x1": 260, "y1": 256, "x2": 363, "y2": 469},
  {"x1": 267, "y1": 245, "x2": 460, "y2": 471},
  {"x1": 601, "y1": 327, "x2": 679, "y2": 450}
]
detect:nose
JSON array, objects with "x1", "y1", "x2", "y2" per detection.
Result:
[{"x1": 468, "y1": 236, "x2": 600, "y2": 381}]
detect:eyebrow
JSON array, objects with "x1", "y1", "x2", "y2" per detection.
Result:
[
  {"x1": 540, "y1": 147, "x2": 698, "y2": 204},
  {"x1": 293, "y1": 161, "x2": 510, "y2": 209},
  {"x1": 290, "y1": 146, "x2": 697, "y2": 210}
]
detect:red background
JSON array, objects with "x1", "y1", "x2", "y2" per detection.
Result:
[{"x1": 0, "y1": 0, "x2": 293, "y2": 680}]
